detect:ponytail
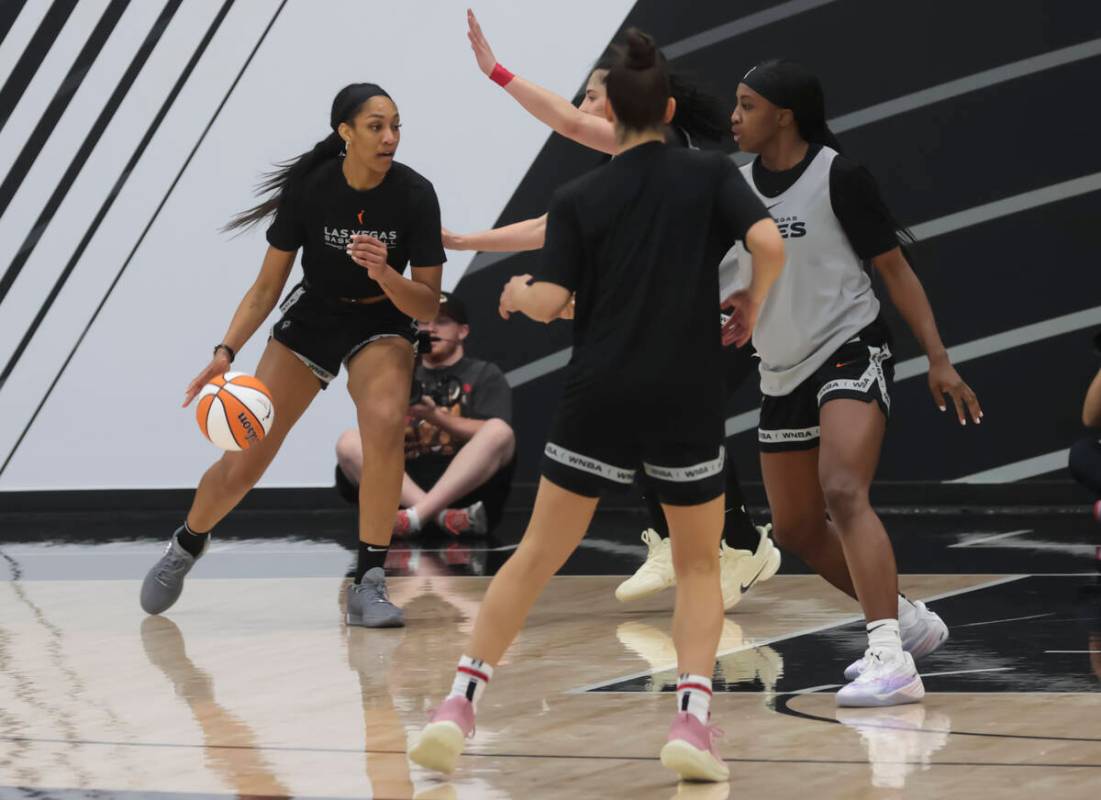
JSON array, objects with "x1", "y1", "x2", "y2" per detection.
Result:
[
  {"x1": 224, "y1": 82, "x2": 392, "y2": 233},
  {"x1": 605, "y1": 28, "x2": 670, "y2": 132},
  {"x1": 223, "y1": 133, "x2": 343, "y2": 233}
]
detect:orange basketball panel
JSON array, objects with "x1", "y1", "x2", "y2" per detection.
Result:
[
  {"x1": 196, "y1": 394, "x2": 215, "y2": 440},
  {"x1": 226, "y1": 374, "x2": 272, "y2": 399}
]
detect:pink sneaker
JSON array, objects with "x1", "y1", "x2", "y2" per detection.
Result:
[
  {"x1": 393, "y1": 510, "x2": 417, "y2": 538},
  {"x1": 408, "y1": 696, "x2": 475, "y2": 774},
  {"x1": 659, "y1": 712, "x2": 730, "y2": 782}
]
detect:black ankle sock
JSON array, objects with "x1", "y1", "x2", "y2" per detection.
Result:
[
  {"x1": 356, "y1": 541, "x2": 389, "y2": 583},
  {"x1": 721, "y1": 459, "x2": 759, "y2": 551},
  {"x1": 176, "y1": 521, "x2": 209, "y2": 557}
]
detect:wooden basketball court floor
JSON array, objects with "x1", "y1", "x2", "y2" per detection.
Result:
[{"x1": 1, "y1": 513, "x2": 1099, "y2": 799}]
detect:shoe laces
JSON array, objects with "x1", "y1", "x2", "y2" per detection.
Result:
[
  {"x1": 354, "y1": 580, "x2": 391, "y2": 604},
  {"x1": 155, "y1": 543, "x2": 192, "y2": 582}
]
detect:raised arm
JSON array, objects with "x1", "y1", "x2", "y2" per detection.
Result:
[
  {"x1": 443, "y1": 214, "x2": 547, "y2": 252},
  {"x1": 467, "y1": 9, "x2": 618, "y2": 155}
]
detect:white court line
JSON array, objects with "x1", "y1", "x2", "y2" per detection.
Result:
[
  {"x1": 1044, "y1": 650, "x2": 1101, "y2": 654},
  {"x1": 952, "y1": 449, "x2": 1071, "y2": 484},
  {"x1": 953, "y1": 612, "x2": 1055, "y2": 628},
  {"x1": 568, "y1": 574, "x2": 1027, "y2": 693},
  {"x1": 949, "y1": 529, "x2": 1032, "y2": 549},
  {"x1": 919, "y1": 667, "x2": 1014, "y2": 679}
]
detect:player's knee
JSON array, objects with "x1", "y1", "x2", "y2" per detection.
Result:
[
  {"x1": 220, "y1": 454, "x2": 267, "y2": 495},
  {"x1": 359, "y1": 402, "x2": 407, "y2": 438},
  {"x1": 821, "y1": 475, "x2": 868, "y2": 522},
  {"x1": 770, "y1": 516, "x2": 824, "y2": 555}
]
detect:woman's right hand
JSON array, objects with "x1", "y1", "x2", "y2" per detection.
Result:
[
  {"x1": 467, "y1": 8, "x2": 499, "y2": 77},
  {"x1": 183, "y1": 352, "x2": 232, "y2": 407}
]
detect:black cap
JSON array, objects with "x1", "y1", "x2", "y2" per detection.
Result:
[{"x1": 438, "y1": 291, "x2": 468, "y2": 325}]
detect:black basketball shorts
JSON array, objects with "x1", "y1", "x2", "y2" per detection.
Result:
[
  {"x1": 271, "y1": 283, "x2": 418, "y2": 388},
  {"x1": 758, "y1": 319, "x2": 894, "y2": 453},
  {"x1": 541, "y1": 404, "x2": 726, "y2": 506}
]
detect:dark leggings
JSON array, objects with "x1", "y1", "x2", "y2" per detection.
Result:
[
  {"x1": 644, "y1": 343, "x2": 760, "y2": 551},
  {"x1": 1069, "y1": 436, "x2": 1101, "y2": 497}
]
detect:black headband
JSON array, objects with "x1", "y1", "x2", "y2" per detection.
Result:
[
  {"x1": 741, "y1": 61, "x2": 807, "y2": 110},
  {"x1": 330, "y1": 83, "x2": 391, "y2": 131}
]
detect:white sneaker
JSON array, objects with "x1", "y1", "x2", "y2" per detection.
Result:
[
  {"x1": 844, "y1": 599, "x2": 949, "y2": 680},
  {"x1": 719, "y1": 524, "x2": 782, "y2": 610},
  {"x1": 615, "y1": 530, "x2": 674, "y2": 602},
  {"x1": 836, "y1": 649, "x2": 925, "y2": 708}
]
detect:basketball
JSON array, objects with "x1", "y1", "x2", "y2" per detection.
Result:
[{"x1": 195, "y1": 372, "x2": 274, "y2": 451}]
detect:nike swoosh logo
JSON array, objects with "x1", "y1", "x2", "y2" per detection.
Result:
[
  {"x1": 366, "y1": 547, "x2": 388, "y2": 552},
  {"x1": 740, "y1": 560, "x2": 771, "y2": 593},
  {"x1": 766, "y1": 202, "x2": 782, "y2": 210}
]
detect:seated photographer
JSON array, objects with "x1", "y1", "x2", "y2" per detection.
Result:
[
  {"x1": 336, "y1": 293, "x2": 515, "y2": 536},
  {"x1": 1069, "y1": 330, "x2": 1101, "y2": 518}
]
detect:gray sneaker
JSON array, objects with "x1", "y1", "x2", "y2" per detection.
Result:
[
  {"x1": 140, "y1": 529, "x2": 208, "y2": 615},
  {"x1": 347, "y1": 567, "x2": 405, "y2": 628}
]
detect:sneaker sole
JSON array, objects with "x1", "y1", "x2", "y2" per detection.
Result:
[
  {"x1": 836, "y1": 674, "x2": 926, "y2": 708},
  {"x1": 659, "y1": 739, "x2": 730, "y2": 782},
  {"x1": 614, "y1": 577, "x2": 674, "y2": 603},
  {"x1": 409, "y1": 721, "x2": 465, "y2": 774},
  {"x1": 346, "y1": 613, "x2": 405, "y2": 629}
]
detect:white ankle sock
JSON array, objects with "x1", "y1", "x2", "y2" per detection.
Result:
[
  {"x1": 448, "y1": 655, "x2": 493, "y2": 709},
  {"x1": 867, "y1": 618, "x2": 902, "y2": 654},
  {"x1": 676, "y1": 673, "x2": 713, "y2": 724},
  {"x1": 405, "y1": 507, "x2": 421, "y2": 532}
]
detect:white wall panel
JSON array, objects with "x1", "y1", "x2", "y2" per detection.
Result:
[{"x1": 0, "y1": 0, "x2": 633, "y2": 489}]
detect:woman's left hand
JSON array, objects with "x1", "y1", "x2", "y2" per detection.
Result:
[
  {"x1": 499, "y1": 273, "x2": 532, "y2": 320},
  {"x1": 347, "y1": 235, "x2": 391, "y2": 283},
  {"x1": 928, "y1": 357, "x2": 983, "y2": 425},
  {"x1": 467, "y1": 9, "x2": 499, "y2": 77}
]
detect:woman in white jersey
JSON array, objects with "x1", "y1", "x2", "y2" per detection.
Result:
[
  {"x1": 728, "y1": 60, "x2": 983, "y2": 706},
  {"x1": 442, "y1": 10, "x2": 782, "y2": 609}
]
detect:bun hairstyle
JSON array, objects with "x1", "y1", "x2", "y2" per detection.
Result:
[
  {"x1": 593, "y1": 38, "x2": 727, "y2": 144},
  {"x1": 225, "y1": 82, "x2": 391, "y2": 233},
  {"x1": 604, "y1": 28, "x2": 672, "y2": 133}
]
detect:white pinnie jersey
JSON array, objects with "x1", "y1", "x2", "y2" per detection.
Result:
[{"x1": 725, "y1": 146, "x2": 880, "y2": 396}]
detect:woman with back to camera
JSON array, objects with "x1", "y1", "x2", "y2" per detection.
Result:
[
  {"x1": 138, "y1": 83, "x2": 445, "y2": 629},
  {"x1": 442, "y1": 9, "x2": 783, "y2": 612},
  {"x1": 408, "y1": 30, "x2": 785, "y2": 783},
  {"x1": 727, "y1": 59, "x2": 983, "y2": 705}
]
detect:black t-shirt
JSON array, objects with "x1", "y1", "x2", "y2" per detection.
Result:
[
  {"x1": 751, "y1": 144, "x2": 900, "y2": 260},
  {"x1": 406, "y1": 356, "x2": 512, "y2": 460},
  {"x1": 535, "y1": 142, "x2": 768, "y2": 436},
  {"x1": 266, "y1": 159, "x2": 445, "y2": 299}
]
